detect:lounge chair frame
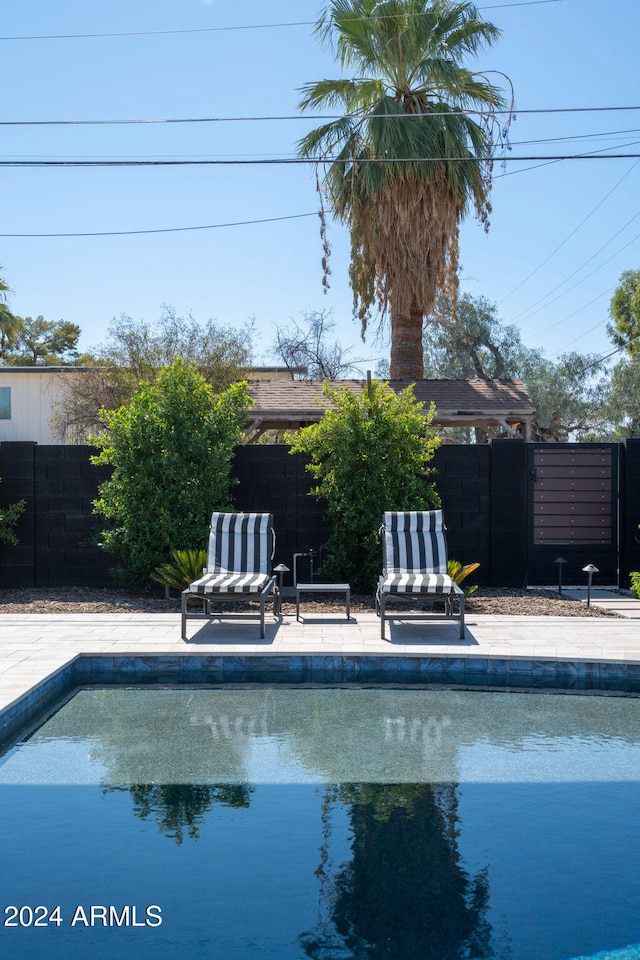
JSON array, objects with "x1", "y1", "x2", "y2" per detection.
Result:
[
  {"x1": 376, "y1": 510, "x2": 465, "y2": 640},
  {"x1": 181, "y1": 512, "x2": 279, "y2": 640}
]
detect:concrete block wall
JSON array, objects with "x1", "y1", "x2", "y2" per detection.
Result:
[
  {"x1": 488, "y1": 440, "x2": 529, "y2": 588},
  {"x1": 232, "y1": 445, "x2": 328, "y2": 589},
  {"x1": 0, "y1": 442, "x2": 111, "y2": 587},
  {"x1": 435, "y1": 444, "x2": 492, "y2": 584},
  {"x1": 0, "y1": 442, "x2": 36, "y2": 587},
  {"x1": 7, "y1": 438, "x2": 636, "y2": 592}
]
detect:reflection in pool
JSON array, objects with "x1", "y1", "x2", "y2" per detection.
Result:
[{"x1": 1, "y1": 687, "x2": 640, "y2": 960}]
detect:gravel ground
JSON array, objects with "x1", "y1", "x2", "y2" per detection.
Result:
[{"x1": 0, "y1": 585, "x2": 616, "y2": 617}]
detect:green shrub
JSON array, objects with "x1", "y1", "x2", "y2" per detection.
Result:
[
  {"x1": 91, "y1": 358, "x2": 249, "y2": 587},
  {"x1": 287, "y1": 380, "x2": 440, "y2": 592},
  {"x1": 0, "y1": 480, "x2": 25, "y2": 546},
  {"x1": 630, "y1": 571, "x2": 640, "y2": 599}
]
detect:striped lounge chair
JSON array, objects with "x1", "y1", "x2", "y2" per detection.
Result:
[
  {"x1": 377, "y1": 510, "x2": 465, "y2": 640},
  {"x1": 181, "y1": 512, "x2": 279, "y2": 640}
]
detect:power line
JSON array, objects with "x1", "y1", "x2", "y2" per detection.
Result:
[
  {"x1": 3, "y1": 154, "x2": 640, "y2": 168},
  {"x1": 510, "y1": 127, "x2": 640, "y2": 146},
  {"x1": 0, "y1": 211, "x2": 318, "y2": 239},
  {"x1": 500, "y1": 158, "x2": 640, "y2": 304},
  {"x1": 3, "y1": 105, "x2": 640, "y2": 126},
  {"x1": 529, "y1": 286, "x2": 617, "y2": 356},
  {"x1": 513, "y1": 210, "x2": 640, "y2": 327},
  {"x1": 6, "y1": 128, "x2": 640, "y2": 162},
  {"x1": 0, "y1": 2, "x2": 566, "y2": 42},
  {"x1": 550, "y1": 331, "x2": 640, "y2": 369},
  {"x1": 553, "y1": 317, "x2": 611, "y2": 355}
]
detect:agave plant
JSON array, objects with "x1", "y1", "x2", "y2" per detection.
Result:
[
  {"x1": 152, "y1": 548, "x2": 207, "y2": 594},
  {"x1": 448, "y1": 559, "x2": 480, "y2": 598}
]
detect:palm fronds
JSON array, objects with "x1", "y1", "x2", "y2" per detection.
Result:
[{"x1": 298, "y1": 0, "x2": 512, "y2": 376}]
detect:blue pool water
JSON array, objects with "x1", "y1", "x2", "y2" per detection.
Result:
[{"x1": 1, "y1": 687, "x2": 640, "y2": 960}]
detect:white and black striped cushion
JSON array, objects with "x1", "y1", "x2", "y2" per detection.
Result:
[
  {"x1": 190, "y1": 572, "x2": 272, "y2": 595},
  {"x1": 383, "y1": 510, "x2": 448, "y2": 574},
  {"x1": 381, "y1": 572, "x2": 454, "y2": 595},
  {"x1": 206, "y1": 512, "x2": 273, "y2": 577}
]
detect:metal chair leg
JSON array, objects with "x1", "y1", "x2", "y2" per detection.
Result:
[{"x1": 181, "y1": 589, "x2": 188, "y2": 640}]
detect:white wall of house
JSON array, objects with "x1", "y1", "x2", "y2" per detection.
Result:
[{"x1": 0, "y1": 368, "x2": 77, "y2": 444}]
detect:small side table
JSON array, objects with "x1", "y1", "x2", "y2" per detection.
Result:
[{"x1": 296, "y1": 583, "x2": 351, "y2": 620}]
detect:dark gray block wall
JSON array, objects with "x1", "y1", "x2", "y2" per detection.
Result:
[{"x1": 3, "y1": 439, "x2": 636, "y2": 590}]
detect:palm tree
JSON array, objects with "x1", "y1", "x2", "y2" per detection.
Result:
[
  {"x1": 0, "y1": 269, "x2": 23, "y2": 361},
  {"x1": 298, "y1": 0, "x2": 510, "y2": 379}
]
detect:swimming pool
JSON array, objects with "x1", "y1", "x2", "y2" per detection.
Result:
[{"x1": 1, "y1": 686, "x2": 640, "y2": 959}]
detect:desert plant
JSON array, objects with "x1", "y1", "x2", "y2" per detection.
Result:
[
  {"x1": 287, "y1": 379, "x2": 440, "y2": 592},
  {"x1": 448, "y1": 559, "x2": 480, "y2": 598},
  {"x1": 152, "y1": 549, "x2": 208, "y2": 593},
  {"x1": 91, "y1": 358, "x2": 250, "y2": 587},
  {"x1": 630, "y1": 571, "x2": 640, "y2": 599}
]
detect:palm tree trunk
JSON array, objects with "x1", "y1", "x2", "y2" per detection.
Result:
[{"x1": 389, "y1": 303, "x2": 424, "y2": 380}]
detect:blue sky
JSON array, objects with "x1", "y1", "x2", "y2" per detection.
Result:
[{"x1": 1, "y1": 0, "x2": 639, "y2": 372}]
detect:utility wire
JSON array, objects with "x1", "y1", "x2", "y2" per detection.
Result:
[
  {"x1": 549, "y1": 333, "x2": 640, "y2": 370},
  {"x1": 3, "y1": 105, "x2": 640, "y2": 125},
  {"x1": 551, "y1": 321, "x2": 640, "y2": 365},
  {"x1": 512, "y1": 127, "x2": 640, "y2": 146},
  {"x1": 512, "y1": 208, "x2": 640, "y2": 326},
  {"x1": 6, "y1": 128, "x2": 640, "y2": 162},
  {"x1": 554, "y1": 317, "x2": 611, "y2": 354},
  {"x1": 500, "y1": 158, "x2": 640, "y2": 305},
  {"x1": 0, "y1": 2, "x2": 566, "y2": 42},
  {"x1": 524, "y1": 286, "x2": 617, "y2": 342},
  {"x1": 2, "y1": 154, "x2": 640, "y2": 167},
  {"x1": 582, "y1": 331, "x2": 640, "y2": 366},
  {"x1": 0, "y1": 211, "x2": 318, "y2": 239},
  {"x1": 3, "y1": 148, "x2": 638, "y2": 236}
]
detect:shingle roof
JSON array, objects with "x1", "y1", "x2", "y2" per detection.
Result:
[{"x1": 245, "y1": 378, "x2": 535, "y2": 436}]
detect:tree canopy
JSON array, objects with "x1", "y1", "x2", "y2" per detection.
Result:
[
  {"x1": 52, "y1": 307, "x2": 254, "y2": 441},
  {"x1": 608, "y1": 269, "x2": 640, "y2": 356},
  {"x1": 4, "y1": 315, "x2": 81, "y2": 366},
  {"x1": 421, "y1": 291, "x2": 609, "y2": 441},
  {"x1": 0, "y1": 269, "x2": 24, "y2": 361}
]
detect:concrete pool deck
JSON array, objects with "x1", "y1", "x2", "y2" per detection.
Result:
[{"x1": 2, "y1": 589, "x2": 640, "y2": 745}]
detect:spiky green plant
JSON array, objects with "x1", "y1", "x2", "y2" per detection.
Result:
[
  {"x1": 448, "y1": 559, "x2": 480, "y2": 597},
  {"x1": 152, "y1": 549, "x2": 208, "y2": 593}
]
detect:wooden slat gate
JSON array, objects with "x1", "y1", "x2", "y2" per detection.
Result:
[{"x1": 527, "y1": 444, "x2": 619, "y2": 585}]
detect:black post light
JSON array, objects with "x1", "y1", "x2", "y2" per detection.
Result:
[
  {"x1": 582, "y1": 563, "x2": 599, "y2": 607},
  {"x1": 273, "y1": 563, "x2": 290, "y2": 613},
  {"x1": 553, "y1": 557, "x2": 568, "y2": 595}
]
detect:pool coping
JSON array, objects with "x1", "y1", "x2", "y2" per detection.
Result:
[{"x1": 4, "y1": 608, "x2": 640, "y2": 748}]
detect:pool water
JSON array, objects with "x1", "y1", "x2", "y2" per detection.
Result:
[{"x1": 1, "y1": 687, "x2": 640, "y2": 960}]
